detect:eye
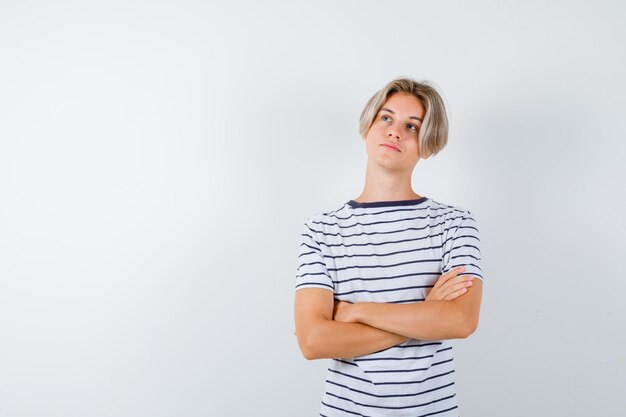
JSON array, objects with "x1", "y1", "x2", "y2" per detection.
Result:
[
  {"x1": 407, "y1": 123, "x2": 419, "y2": 132},
  {"x1": 381, "y1": 115, "x2": 392, "y2": 122}
]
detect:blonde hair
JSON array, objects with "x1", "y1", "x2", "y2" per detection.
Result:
[{"x1": 359, "y1": 77, "x2": 449, "y2": 157}]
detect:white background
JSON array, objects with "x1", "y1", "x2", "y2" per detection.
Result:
[{"x1": 1, "y1": 1, "x2": 625, "y2": 416}]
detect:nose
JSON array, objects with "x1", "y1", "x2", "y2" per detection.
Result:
[{"x1": 387, "y1": 125, "x2": 401, "y2": 141}]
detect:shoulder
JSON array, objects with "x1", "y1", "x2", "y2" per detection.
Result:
[
  {"x1": 428, "y1": 198, "x2": 478, "y2": 228},
  {"x1": 302, "y1": 202, "x2": 350, "y2": 232},
  {"x1": 428, "y1": 197, "x2": 469, "y2": 214}
]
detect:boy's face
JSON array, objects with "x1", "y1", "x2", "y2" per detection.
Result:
[{"x1": 362, "y1": 92, "x2": 428, "y2": 173}]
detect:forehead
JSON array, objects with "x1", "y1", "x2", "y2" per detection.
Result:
[{"x1": 381, "y1": 92, "x2": 425, "y2": 117}]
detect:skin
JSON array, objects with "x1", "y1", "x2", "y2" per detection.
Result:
[
  {"x1": 294, "y1": 92, "x2": 483, "y2": 360},
  {"x1": 356, "y1": 92, "x2": 429, "y2": 202}
]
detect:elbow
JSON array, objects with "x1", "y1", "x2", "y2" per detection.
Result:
[
  {"x1": 297, "y1": 332, "x2": 322, "y2": 360},
  {"x1": 457, "y1": 314, "x2": 479, "y2": 339},
  {"x1": 299, "y1": 338, "x2": 318, "y2": 360},
  {"x1": 301, "y1": 348, "x2": 319, "y2": 361}
]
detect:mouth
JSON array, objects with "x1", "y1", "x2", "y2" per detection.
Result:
[{"x1": 381, "y1": 143, "x2": 401, "y2": 152}]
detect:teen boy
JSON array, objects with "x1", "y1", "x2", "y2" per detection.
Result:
[{"x1": 294, "y1": 77, "x2": 483, "y2": 417}]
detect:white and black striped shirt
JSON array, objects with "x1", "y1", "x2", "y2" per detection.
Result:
[{"x1": 295, "y1": 197, "x2": 483, "y2": 417}]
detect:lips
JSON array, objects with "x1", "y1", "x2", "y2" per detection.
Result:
[{"x1": 381, "y1": 143, "x2": 401, "y2": 152}]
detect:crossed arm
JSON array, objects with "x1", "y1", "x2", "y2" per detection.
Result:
[{"x1": 294, "y1": 267, "x2": 483, "y2": 360}]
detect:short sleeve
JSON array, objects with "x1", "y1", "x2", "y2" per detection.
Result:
[
  {"x1": 294, "y1": 218, "x2": 335, "y2": 292},
  {"x1": 441, "y1": 210, "x2": 484, "y2": 281}
]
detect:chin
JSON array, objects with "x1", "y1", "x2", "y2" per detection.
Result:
[{"x1": 373, "y1": 157, "x2": 405, "y2": 171}]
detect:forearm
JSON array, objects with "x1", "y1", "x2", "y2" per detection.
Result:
[
  {"x1": 299, "y1": 318, "x2": 408, "y2": 360},
  {"x1": 353, "y1": 300, "x2": 474, "y2": 340}
]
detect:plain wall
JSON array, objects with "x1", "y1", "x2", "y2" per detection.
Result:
[{"x1": 1, "y1": 1, "x2": 625, "y2": 416}]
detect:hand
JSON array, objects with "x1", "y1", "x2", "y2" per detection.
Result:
[
  {"x1": 333, "y1": 299, "x2": 357, "y2": 323},
  {"x1": 425, "y1": 267, "x2": 474, "y2": 301}
]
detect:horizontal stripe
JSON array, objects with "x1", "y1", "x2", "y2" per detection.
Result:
[
  {"x1": 308, "y1": 215, "x2": 459, "y2": 237},
  {"x1": 444, "y1": 244, "x2": 480, "y2": 257},
  {"x1": 391, "y1": 342, "x2": 442, "y2": 350},
  {"x1": 453, "y1": 271, "x2": 483, "y2": 280},
  {"x1": 326, "y1": 391, "x2": 455, "y2": 410},
  {"x1": 324, "y1": 244, "x2": 443, "y2": 260},
  {"x1": 326, "y1": 379, "x2": 455, "y2": 399},
  {"x1": 322, "y1": 204, "x2": 431, "y2": 220},
  {"x1": 449, "y1": 253, "x2": 480, "y2": 261},
  {"x1": 295, "y1": 271, "x2": 331, "y2": 279},
  {"x1": 321, "y1": 400, "x2": 369, "y2": 417},
  {"x1": 363, "y1": 340, "x2": 441, "y2": 355},
  {"x1": 447, "y1": 233, "x2": 479, "y2": 242},
  {"x1": 335, "y1": 284, "x2": 432, "y2": 297},
  {"x1": 327, "y1": 257, "x2": 442, "y2": 273},
  {"x1": 355, "y1": 347, "x2": 452, "y2": 362},
  {"x1": 372, "y1": 369, "x2": 456, "y2": 386},
  {"x1": 388, "y1": 297, "x2": 426, "y2": 303},
  {"x1": 295, "y1": 281, "x2": 333, "y2": 290},
  {"x1": 328, "y1": 368, "x2": 375, "y2": 385},
  {"x1": 309, "y1": 211, "x2": 466, "y2": 233},
  {"x1": 448, "y1": 264, "x2": 483, "y2": 279},
  {"x1": 311, "y1": 225, "x2": 479, "y2": 253},
  {"x1": 310, "y1": 222, "x2": 442, "y2": 240},
  {"x1": 311, "y1": 210, "x2": 461, "y2": 230},
  {"x1": 457, "y1": 224, "x2": 478, "y2": 232},
  {"x1": 297, "y1": 260, "x2": 326, "y2": 268},
  {"x1": 335, "y1": 359, "x2": 359, "y2": 367},
  {"x1": 326, "y1": 371, "x2": 454, "y2": 398},
  {"x1": 364, "y1": 360, "x2": 451, "y2": 374},
  {"x1": 320, "y1": 231, "x2": 446, "y2": 249},
  {"x1": 336, "y1": 271, "x2": 439, "y2": 285},
  {"x1": 421, "y1": 405, "x2": 459, "y2": 417},
  {"x1": 300, "y1": 242, "x2": 322, "y2": 253},
  {"x1": 300, "y1": 232, "x2": 319, "y2": 243},
  {"x1": 321, "y1": 401, "x2": 458, "y2": 417}
]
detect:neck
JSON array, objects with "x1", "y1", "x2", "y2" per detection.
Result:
[{"x1": 354, "y1": 159, "x2": 420, "y2": 203}]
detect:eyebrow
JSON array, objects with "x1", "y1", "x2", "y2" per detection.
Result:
[{"x1": 380, "y1": 107, "x2": 423, "y2": 123}]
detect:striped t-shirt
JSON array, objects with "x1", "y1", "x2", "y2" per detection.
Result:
[{"x1": 295, "y1": 196, "x2": 483, "y2": 417}]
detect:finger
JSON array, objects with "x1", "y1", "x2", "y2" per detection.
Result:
[
  {"x1": 442, "y1": 280, "x2": 473, "y2": 297},
  {"x1": 433, "y1": 269, "x2": 457, "y2": 288},
  {"x1": 435, "y1": 267, "x2": 467, "y2": 289},
  {"x1": 445, "y1": 276, "x2": 475, "y2": 298},
  {"x1": 444, "y1": 287, "x2": 468, "y2": 301},
  {"x1": 440, "y1": 271, "x2": 472, "y2": 289},
  {"x1": 448, "y1": 266, "x2": 466, "y2": 278},
  {"x1": 437, "y1": 278, "x2": 473, "y2": 299}
]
